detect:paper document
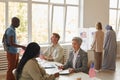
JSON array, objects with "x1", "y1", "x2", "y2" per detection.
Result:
[{"x1": 59, "y1": 69, "x2": 70, "y2": 75}]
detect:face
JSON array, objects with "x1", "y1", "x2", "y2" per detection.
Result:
[
  {"x1": 72, "y1": 40, "x2": 80, "y2": 51},
  {"x1": 14, "y1": 20, "x2": 20, "y2": 27},
  {"x1": 51, "y1": 34, "x2": 58, "y2": 44},
  {"x1": 12, "y1": 18, "x2": 20, "y2": 28}
]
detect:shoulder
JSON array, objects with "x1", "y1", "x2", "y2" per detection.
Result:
[
  {"x1": 26, "y1": 58, "x2": 38, "y2": 66},
  {"x1": 96, "y1": 30, "x2": 103, "y2": 34},
  {"x1": 79, "y1": 49, "x2": 87, "y2": 55},
  {"x1": 69, "y1": 50, "x2": 74, "y2": 56},
  {"x1": 56, "y1": 44, "x2": 64, "y2": 49},
  {"x1": 7, "y1": 27, "x2": 15, "y2": 34}
]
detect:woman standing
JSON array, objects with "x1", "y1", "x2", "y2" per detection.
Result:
[
  {"x1": 102, "y1": 25, "x2": 117, "y2": 71},
  {"x1": 91, "y1": 22, "x2": 104, "y2": 72}
]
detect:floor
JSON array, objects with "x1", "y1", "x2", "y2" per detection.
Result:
[
  {"x1": 0, "y1": 58, "x2": 120, "y2": 80},
  {"x1": 96, "y1": 57, "x2": 120, "y2": 80}
]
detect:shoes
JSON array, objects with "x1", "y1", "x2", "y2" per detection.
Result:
[{"x1": 95, "y1": 69, "x2": 101, "y2": 72}]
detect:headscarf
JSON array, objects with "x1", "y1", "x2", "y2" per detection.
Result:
[
  {"x1": 109, "y1": 25, "x2": 113, "y2": 30},
  {"x1": 105, "y1": 25, "x2": 112, "y2": 30}
]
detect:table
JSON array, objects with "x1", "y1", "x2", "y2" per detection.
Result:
[
  {"x1": 36, "y1": 58, "x2": 101, "y2": 80},
  {"x1": 56, "y1": 72, "x2": 101, "y2": 80}
]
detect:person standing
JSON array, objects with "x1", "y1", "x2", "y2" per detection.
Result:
[
  {"x1": 102, "y1": 25, "x2": 117, "y2": 71},
  {"x1": 91, "y1": 22, "x2": 104, "y2": 72},
  {"x1": 5, "y1": 17, "x2": 26, "y2": 80},
  {"x1": 41, "y1": 33, "x2": 64, "y2": 64}
]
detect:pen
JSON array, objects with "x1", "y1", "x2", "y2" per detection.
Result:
[
  {"x1": 55, "y1": 64, "x2": 59, "y2": 67},
  {"x1": 44, "y1": 66, "x2": 55, "y2": 69}
]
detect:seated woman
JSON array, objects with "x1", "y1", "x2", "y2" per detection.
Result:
[
  {"x1": 58, "y1": 37, "x2": 88, "y2": 74},
  {"x1": 15, "y1": 42, "x2": 59, "y2": 80}
]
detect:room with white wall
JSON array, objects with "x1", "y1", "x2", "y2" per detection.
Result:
[{"x1": 0, "y1": 0, "x2": 119, "y2": 69}]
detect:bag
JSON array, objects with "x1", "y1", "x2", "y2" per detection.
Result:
[{"x1": 2, "y1": 29, "x2": 9, "y2": 51}]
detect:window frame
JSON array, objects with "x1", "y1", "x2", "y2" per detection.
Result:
[{"x1": 0, "y1": 0, "x2": 81, "y2": 46}]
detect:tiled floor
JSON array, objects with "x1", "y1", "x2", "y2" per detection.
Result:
[{"x1": 0, "y1": 58, "x2": 120, "y2": 80}]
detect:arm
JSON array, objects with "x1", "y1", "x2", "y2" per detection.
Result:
[
  {"x1": 26, "y1": 59, "x2": 56, "y2": 80},
  {"x1": 53, "y1": 47, "x2": 64, "y2": 63},
  {"x1": 74, "y1": 52, "x2": 88, "y2": 73},
  {"x1": 9, "y1": 36, "x2": 26, "y2": 49},
  {"x1": 43, "y1": 47, "x2": 49, "y2": 56},
  {"x1": 103, "y1": 31, "x2": 109, "y2": 49},
  {"x1": 42, "y1": 47, "x2": 52, "y2": 60},
  {"x1": 63, "y1": 52, "x2": 73, "y2": 69},
  {"x1": 91, "y1": 32, "x2": 96, "y2": 49},
  {"x1": 7, "y1": 28, "x2": 26, "y2": 50}
]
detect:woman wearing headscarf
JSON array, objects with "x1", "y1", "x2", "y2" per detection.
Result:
[{"x1": 102, "y1": 25, "x2": 117, "y2": 71}]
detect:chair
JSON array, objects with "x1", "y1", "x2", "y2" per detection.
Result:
[{"x1": 87, "y1": 50, "x2": 95, "y2": 69}]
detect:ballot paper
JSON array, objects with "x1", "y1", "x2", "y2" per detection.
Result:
[{"x1": 59, "y1": 69, "x2": 70, "y2": 75}]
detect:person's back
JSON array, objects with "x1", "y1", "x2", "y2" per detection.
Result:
[
  {"x1": 91, "y1": 22, "x2": 104, "y2": 72},
  {"x1": 104, "y1": 30, "x2": 116, "y2": 50},
  {"x1": 102, "y1": 25, "x2": 117, "y2": 71},
  {"x1": 16, "y1": 42, "x2": 59, "y2": 80},
  {"x1": 94, "y1": 30, "x2": 104, "y2": 52},
  {"x1": 19, "y1": 58, "x2": 56, "y2": 80},
  {"x1": 6, "y1": 26, "x2": 17, "y2": 53}
]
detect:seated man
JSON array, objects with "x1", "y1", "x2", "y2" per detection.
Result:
[
  {"x1": 41, "y1": 33, "x2": 64, "y2": 64},
  {"x1": 59, "y1": 37, "x2": 88, "y2": 73}
]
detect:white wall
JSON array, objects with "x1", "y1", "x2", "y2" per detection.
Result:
[{"x1": 83, "y1": 0, "x2": 109, "y2": 28}]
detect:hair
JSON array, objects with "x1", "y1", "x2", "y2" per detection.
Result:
[
  {"x1": 96, "y1": 22, "x2": 102, "y2": 30},
  {"x1": 16, "y1": 42, "x2": 40, "y2": 80},
  {"x1": 52, "y1": 33, "x2": 60, "y2": 40},
  {"x1": 72, "y1": 37, "x2": 82, "y2": 45}
]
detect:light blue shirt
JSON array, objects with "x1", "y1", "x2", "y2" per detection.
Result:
[{"x1": 6, "y1": 25, "x2": 18, "y2": 54}]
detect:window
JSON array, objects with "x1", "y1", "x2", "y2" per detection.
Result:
[
  {"x1": 109, "y1": 0, "x2": 120, "y2": 41},
  {"x1": 32, "y1": 4, "x2": 48, "y2": 44},
  {"x1": 8, "y1": 2, "x2": 28, "y2": 44},
  {"x1": 65, "y1": 6, "x2": 79, "y2": 42},
  {"x1": 0, "y1": 2, "x2": 5, "y2": 47},
  {"x1": 52, "y1": 6, "x2": 64, "y2": 41},
  {"x1": 0, "y1": 0, "x2": 80, "y2": 46}
]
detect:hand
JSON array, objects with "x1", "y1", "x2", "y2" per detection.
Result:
[
  {"x1": 54, "y1": 72, "x2": 59, "y2": 77},
  {"x1": 21, "y1": 46, "x2": 26, "y2": 50},
  {"x1": 69, "y1": 68, "x2": 75, "y2": 73},
  {"x1": 40, "y1": 54, "x2": 45, "y2": 59},
  {"x1": 41, "y1": 55, "x2": 47, "y2": 60},
  {"x1": 58, "y1": 66, "x2": 64, "y2": 70}
]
